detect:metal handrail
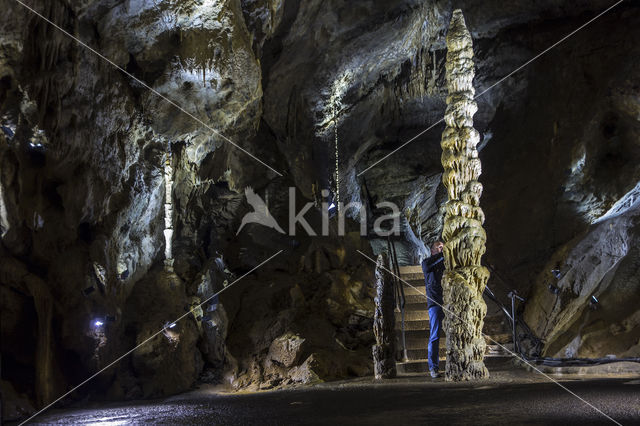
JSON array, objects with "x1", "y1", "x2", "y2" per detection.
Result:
[
  {"x1": 483, "y1": 266, "x2": 640, "y2": 367},
  {"x1": 387, "y1": 237, "x2": 408, "y2": 362}
]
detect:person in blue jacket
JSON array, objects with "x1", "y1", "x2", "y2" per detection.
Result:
[{"x1": 421, "y1": 240, "x2": 445, "y2": 378}]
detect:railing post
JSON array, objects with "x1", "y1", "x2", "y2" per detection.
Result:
[
  {"x1": 373, "y1": 252, "x2": 397, "y2": 379},
  {"x1": 387, "y1": 237, "x2": 407, "y2": 361}
]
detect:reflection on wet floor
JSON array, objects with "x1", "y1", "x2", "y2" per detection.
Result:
[{"x1": 18, "y1": 360, "x2": 640, "y2": 425}]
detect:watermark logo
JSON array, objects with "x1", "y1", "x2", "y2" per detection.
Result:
[
  {"x1": 237, "y1": 187, "x2": 285, "y2": 235},
  {"x1": 237, "y1": 187, "x2": 400, "y2": 237}
]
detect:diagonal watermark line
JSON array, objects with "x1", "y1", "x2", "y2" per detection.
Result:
[
  {"x1": 11, "y1": 0, "x2": 283, "y2": 177},
  {"x1": 357, "y1": 250, "x2": 622, "y2": 426},
  {"x1": 357, "y1": 0, "x2": 626, "y2": 177},
  {"x1": 473, "y1": 0, "x2": 625, "y2": 100},
  {"x1": 357, "y1": 119, "x2": 444, "y2": 177},
  {"x1": 19, "y1": 250, "x2": 284, "y2": 426}
]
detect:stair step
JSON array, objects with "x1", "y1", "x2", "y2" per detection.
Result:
[
  {"x1": 393, "y1": 302, "x2": 428, "y2": 314},
  {"x1": 403, "y1": 302, "x2": 428, "y2": 312},
  {"x1": 404, "y1": 285, "x2": 427, "y2": 300},
  {"x1": 485, "y1": 343, "x2": 514, "y2": 356},
  {"x1": 483, "y1": 333, "x2": 512, "y2": 345},
  {"x1": 396, "y1": 329, "x2": 444, "y2": 341},
  {"x1": 396, "y1": 329, "x2": 429, "y2": 340},
  {"x1": 394, "y1": 332, "x2": 513, "y2": 353},
  {"x1": 395, "y1": 310, "x2": 429, "y2": 321},
  {"x1": 405, "y1": 348, "x2": 430, "y2": 360},
  {"x1": 400, "y1": 273, "x2": 425, "y2": 281},
  {"x1": 396, "y1": 320, "x2": 429, "y2": 331},
  {"x1": 399, "y1": 265, "x2": 423, "y2": 275},
  {"x1": 396, "y1": 333, "x2": 447, "y2": 354},
  {"x1": 401, "y1": 342, "x2": 512, "y2": 361},
  {"x1": 396, "y1": 359, "x2": 446, "y2": 374},
  {"x1": 400, "y1": 345, "x2": 514, "y2": 361},
  {"x1": 404, "y1": 338, "x2": 429, "y2": 350},
  {"x1": 403, "y1": 294, "x2": 427, "y2": 304},
  {"x1": 397, "y1": 346, "x2": 446, "y2": 361},
  {"x1": 397, "y1": 356, "x2": 513, "y2": 374},
  {"x1": 397, "y1": 360, "x2": 431, "y2": 374}
]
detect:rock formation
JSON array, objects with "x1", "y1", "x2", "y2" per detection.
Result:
[
  {"x1": 372, "y1": 252, "x2": 396, "y2": 379},
  {"x1": 440, "y1": 9, "x2": 489, "y2": 381},
  {"x1": 163, "y1": 147, "x2": 174, "y2": 271},
  {"x1": 0, "y1": 252, "x2": 55, "y2": 406}
]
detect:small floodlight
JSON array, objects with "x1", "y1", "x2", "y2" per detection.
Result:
[
  {"x1": 93, "y1": 319, "x2": 104, "y2": 327},
  {"x1": 1, "y1": 125, "x2": 14, "y2": 138},
  {"x1": 589, "y1": 295, "x2": 599, "y2": 310}
]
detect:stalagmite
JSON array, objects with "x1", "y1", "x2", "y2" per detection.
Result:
[
  {"x1": 0, "y1": 254, "x2": 55, "y2": 406},
  {"x1": 372, "y1": 252, "x2": 397, "y2": 379},
  {"x1": 164, "y1": 148, "x2": 174, "y2": 271},
  {"x1": 440, "y1": 9, "x2": 490, "y2": 381}
]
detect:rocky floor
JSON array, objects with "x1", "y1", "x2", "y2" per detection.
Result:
[{"x1": 17, "y1": 359, "x2": 640, "y2": 425}]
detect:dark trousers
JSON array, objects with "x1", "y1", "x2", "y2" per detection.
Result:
[{"x1": 427, "y1": 305, "x2": 443, "y2": 372}]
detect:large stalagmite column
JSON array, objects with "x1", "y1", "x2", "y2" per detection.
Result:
[{"x1": 440, "y1": 9, "x2": 490, "y2": 381}]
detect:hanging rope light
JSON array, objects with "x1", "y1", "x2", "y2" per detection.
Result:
[{"x1": 333, "y1": 102, "x2": 340, "y2": 215}]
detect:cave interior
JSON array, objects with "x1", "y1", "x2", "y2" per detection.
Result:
[{"x1": 1, "y1": 0, "x2": 640, "y2": 424}]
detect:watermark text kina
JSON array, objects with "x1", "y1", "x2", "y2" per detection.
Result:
[{"x1": 237, "y1": 187, "x2": 400, "y2": 237}]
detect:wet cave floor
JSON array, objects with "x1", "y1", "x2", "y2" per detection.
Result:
[{"x1": 21, "y1": 360, "x2": 640, "y2": 425}]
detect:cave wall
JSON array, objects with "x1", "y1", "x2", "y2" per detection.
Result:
[
  {"x1": 0, "y1": 0, "x2": 273, "y2": 407},
  {"x1": 0, "y1": 0, "x2": 378, "y2": 408},
  {"x1": 479, "y1": 7, "x2": 640, "y2": 356}
]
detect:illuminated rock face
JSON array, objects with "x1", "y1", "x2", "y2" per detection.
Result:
[
  {"x1": 440, "y1": 10, "x2": 489, "y2": 382},
  {"x1": 163, "y1": 150, "x2": 174, "y2": 271}
]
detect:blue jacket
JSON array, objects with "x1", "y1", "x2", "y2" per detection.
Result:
[{"x1": 421, "y1": 253, "x2": 444, "y2": 309}]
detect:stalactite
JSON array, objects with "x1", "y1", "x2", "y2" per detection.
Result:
[
  {"x1": 440, "y1": 9, "x2": 490, "y2": 382},
  {"x1": 432, "y1": 50, "x2": 437, "y2": 81},
  {"x1": 372, "y1": 252, "x2": 396, "y2": 379},
  {"x1": 163, "y1": 147, "x2": 174, "y2": 271},
  {"x1": 22, "y1": 0, "x2": 74, "y2": 131}
]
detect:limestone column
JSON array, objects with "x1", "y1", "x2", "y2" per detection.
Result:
[
  {"x1": 440, "y1": 9, "x2": 490, "y2": 381},
  {"x1": 372, "y1": 252, "x2": 396, "y2": 379},
  {"x1": 0, "y1": 255, "x2": 55, "y2": 405},
  {"x1": 163, "y1": 148, "x2": 174, "y2": 271}
]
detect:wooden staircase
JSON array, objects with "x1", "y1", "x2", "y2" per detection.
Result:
[{"x1": 395, "y1": 265, "x2": 513, "y2": 374}]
